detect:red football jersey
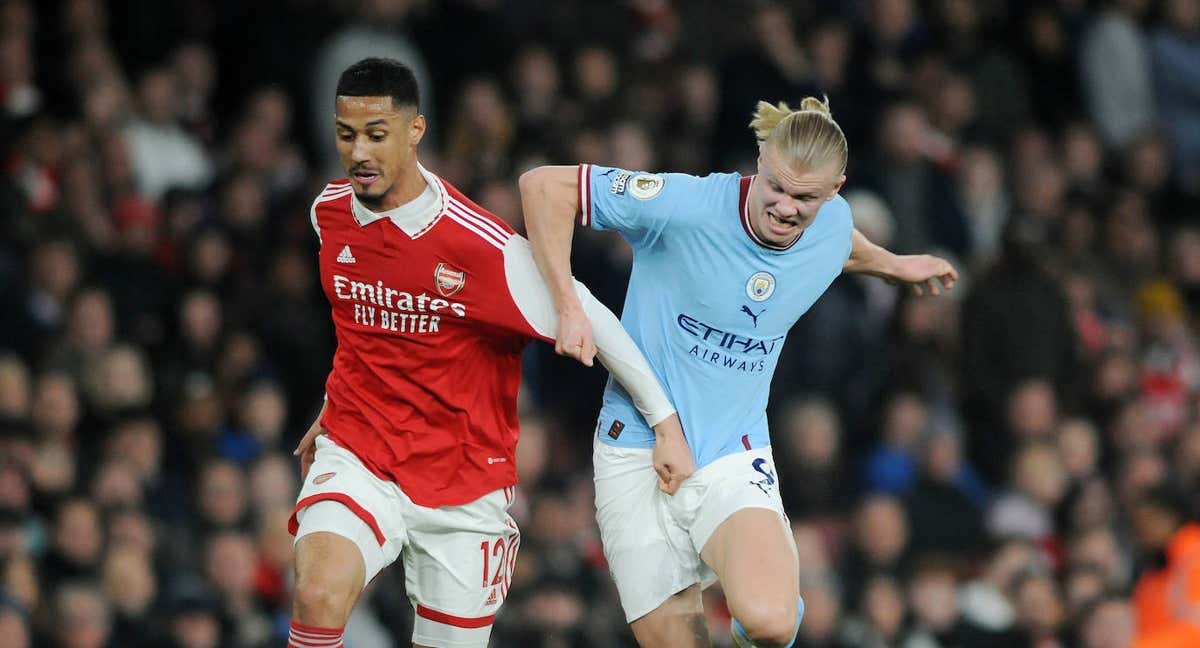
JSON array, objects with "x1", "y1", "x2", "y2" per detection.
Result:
[{"x1": 309, "y1": 174, "x2": 550, "y2": 508}]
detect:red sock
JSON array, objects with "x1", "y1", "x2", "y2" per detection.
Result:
[{"x1": 288, "y1": 621, "x2": 344, "y2": 648}]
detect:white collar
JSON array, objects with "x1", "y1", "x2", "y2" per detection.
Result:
[{"x1": 349, "y1": 163, "x2": 446, "y2": 237}]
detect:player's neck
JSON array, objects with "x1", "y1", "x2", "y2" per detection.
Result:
[{"x1": 376, "y1": 163, "x2": 429, "y2": 211}]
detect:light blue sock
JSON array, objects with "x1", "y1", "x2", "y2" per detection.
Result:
[{"x1": 731, "y1": 597, "x2": 804, "y2": 648}]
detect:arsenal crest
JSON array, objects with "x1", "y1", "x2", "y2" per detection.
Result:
[{"x1": 434, "y1": 263, "x2": 466, "y2": 297}]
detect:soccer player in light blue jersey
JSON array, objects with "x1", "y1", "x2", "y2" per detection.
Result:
[{"x1": 519, "y1": 97, "x2": 957, "y2": 648}]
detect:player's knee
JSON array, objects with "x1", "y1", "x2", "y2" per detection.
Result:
[
  {"x1": 736, "y1": 597, "x2": 801, "y2": 647},
  {"x1": 295, "y1": 576, "x2": 350, "y2": 624},
  {"x1": 293, "y1": 568, "x2": 358, "y2": 624}
]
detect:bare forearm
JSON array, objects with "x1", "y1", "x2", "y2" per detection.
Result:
[
  {"x1": 520, "y1": 167, "x2": 585, "y2": 315},
  {"x1": 843, "y1": 228, "x2": 899, "y2": 279}
]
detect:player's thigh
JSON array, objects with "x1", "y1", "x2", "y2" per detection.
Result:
[
  {"x1": 690, "y1": 448, "x2": 798, "y2": 625},
  {"x1": 700, "y1": 507, "x2": 799, "y2": 628},
  {"x1": 404, "y1": 487, "x2": 519, "y2": 648},
  {"x1": 291, "y1": 437, "x2": 406, "y2": 613},
  {"x1": 594, "y1": 438, "x2": 704, "y2": 624},
  {"x1": 629, "y1": 584, "x2": 710, "y2": 648}
]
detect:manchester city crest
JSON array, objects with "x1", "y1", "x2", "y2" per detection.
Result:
[{"x1": 746, "y1": 271, "x2": 776, "y2": 302}]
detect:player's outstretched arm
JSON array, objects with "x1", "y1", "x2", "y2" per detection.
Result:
[
  {"x1": 503, "y1": 236, "x2": 695, "y2": 492},
  {"x1": 519, "y1": 165, "x2": 596, "y2": 366},
  {"x1": 577, "y1": 280, "x2": 676, "y2": 425},
  {"x1": 842, "y1": 228, "x2": 958, "y2": 296},
  {"x1": 504, "y1": 236, "x2": 674, "y2": 425},
  {"x1": 578, "y1": 282, "x2": 695, "y2": 492}
]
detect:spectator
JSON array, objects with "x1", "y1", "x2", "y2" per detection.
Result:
[
  {"x1": 0, "y1": 355, "x2": 30, "y2": 421},
  {"x1": 1080, "y1": 0, "x2": 1157, "y2": 148},
  {"x1": 839, "y1": 494, "x2": 910, "y2": 605},
  {"x1": 959, "y1": 538, "x2": 1039, "y2": 633},
  {"x1": 1068, "y1": 525, "x2": 1131, "y2": 592},
  {"x1": 247, "y1": 454, "x2": 296, "y2": 514},
  {"x1": 956, "y1": 146, "x2": 1008, "y2": 269},
  {"x1": 1063, "y1": 564, "x2": 1109, "y2": 619},
  {"x1": 774, "y1": 398, "x2": 851, "y2": 517},
  {"x1": 40, "y1": 499, "x2": 103, "y2": 591},
  {"x1": 2, "y1": 551, "x2": 39, "y2": 613},
  {"x1": 905, "y1": 427, "x2": 987, "y2": 556},
  {"x1": 30, "y1": 371, "x2": 79, "y2": 444},
  {"x1": 217, "y1": 379, "x2": 287, "y2": 464},
  {"x1": 987, "y1": 442, "x2": 1068, "y2": 544},
  {"x1": 1057, "y1": 418, "x2": 1102, "y2": 483},
  {"x1": 962, "y1": 217, "x2": 1077, "y2": 482},
  {"x1": 204, "y1": 531, "x2": 272, "y2": 648},
  {"x1": 862, "y1": 101, "x2": 967, "y2": 256},
  {"x1": 1149, "y1": 0, "x2": 1200, "y2": 192},
  {"x1": 102, "y1": 547, "x2": 160, "y2": 648},
  {"x1": 163, "y1": 578, "x2": 223, "y2": 648},
  {"x1": 715, "y1": 3, "x2": 817, "y2": 168},
  {"x1": 902, "y1": 555, "x2": 1009, "y2": 648},
  {"x1": 47, "y1": 582, "x2": 111, "y2": 648},
  {"x1": 0, "y1": 599, "x2": 30, "y2": 648},
  {"x1": 842, "y1": 573, "x2": 907, "y2": 648},
  {"x1": 795, "y1": 571, "x2": 848, "y2": 648},
  {"x1": 123, "y1": 67, "x2": 214, "y2": 200},
  {"x1": 1011, "y1": 569, "x2": 1067, "y2": 646},
  {"x1": 863, "y1": 391, "x2": 929, "y2": 495},
  {"x1": 195, "y1": 460, "x2": 248, "y2": 532},
  {"x1": 1078, "y1": 595, "x2": 1137, "y2": 648},
  {"x1": 1130, "y1": 486, "x2": 1200, "y2": 645}
]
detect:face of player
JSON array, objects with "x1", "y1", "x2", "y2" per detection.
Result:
[
  {"x1": 749, "y1": 144, "x2": 845, "y2": 247},
  {"x1": 335, "y1": 96, "x2": 426, "y2": 210}
]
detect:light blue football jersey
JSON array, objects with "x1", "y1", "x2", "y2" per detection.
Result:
[{"x1": 583, "y1": 164, "x2": 854, "y2": 469}]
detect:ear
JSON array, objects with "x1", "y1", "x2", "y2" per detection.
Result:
[
  {"x1": 828, "y1": 174, "x2": 846, "y2": 200},
  {"x1": 409, "y1": 114, "x2": 427, "y2": 148}
]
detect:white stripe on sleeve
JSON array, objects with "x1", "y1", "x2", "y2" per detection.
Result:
[
  {"x1": 578, "y1": 164, "x2": 591, "y2": 227},
  {"x1": 503, "y1": 236, "x2": 675, "y2": 426}
]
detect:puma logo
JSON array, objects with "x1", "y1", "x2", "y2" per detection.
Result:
[{"x1": 741, "y1": 305, "x2": 765, "y2": 328}]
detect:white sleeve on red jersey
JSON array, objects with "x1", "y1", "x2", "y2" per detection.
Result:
[
  {"x1": 503, "y1": 236, "x2": 676, "y2": 426},
  {"x1": 310, "y1": 200, "x2": 321, "y2": 243},
  {"x1": 310, "y1": 181, "x2": 353, "y2": 244}
]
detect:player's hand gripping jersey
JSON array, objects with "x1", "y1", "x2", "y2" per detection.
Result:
[{"x1": 579, "y1": 164, "x2": 853, "y2": 468}]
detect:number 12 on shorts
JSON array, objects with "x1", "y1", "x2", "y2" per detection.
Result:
[{"x1": 480, "y1": 537, "x2": 518, "y2": 596}]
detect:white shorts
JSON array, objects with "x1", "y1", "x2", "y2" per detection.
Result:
[
  {"x1": 593, "y1": 437, "x2": 786, "y2": 622},
  {"x1": 291, "y1": 436, "x2": 519, "y2": 648}
]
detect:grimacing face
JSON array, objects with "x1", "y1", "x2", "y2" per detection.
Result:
[
  {"x1": 749, "y1": 144, "x2": 845, "y2": 247},
  {"x1": 334, "y1": 95, "x2": 426, "y2": 209}
]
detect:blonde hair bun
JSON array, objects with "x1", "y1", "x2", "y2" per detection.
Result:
[{"x1": 748, "y1": 96, "x2": 846, "y2": 174}]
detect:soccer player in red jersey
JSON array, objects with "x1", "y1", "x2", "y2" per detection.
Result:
[{"x1": 285, "y1": 58, "x2": 692, "y2": 648}]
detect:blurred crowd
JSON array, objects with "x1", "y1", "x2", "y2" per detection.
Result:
[{"x1": 0, "y1": 0, "x2": 1199, "y2": 647}]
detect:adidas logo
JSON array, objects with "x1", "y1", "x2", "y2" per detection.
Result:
[
  {"x1": 485, "y1": 588, "x2": 498, "y2": 606},
  {"x1": 336, "y1": 245, "x2": 356, "y2": 264}
]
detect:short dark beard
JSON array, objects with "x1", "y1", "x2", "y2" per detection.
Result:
[{"x1": 355, "y1": 191, "x2": 385, "y2": 209}]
